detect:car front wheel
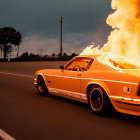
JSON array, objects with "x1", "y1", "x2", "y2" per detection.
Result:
[{"x1": 38, "y1": 78, "x2": 50, "y2": 96}]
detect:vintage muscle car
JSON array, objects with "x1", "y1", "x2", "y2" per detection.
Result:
[{"x1": 34, "y1": 55, "x2": 140, "y2": 116}]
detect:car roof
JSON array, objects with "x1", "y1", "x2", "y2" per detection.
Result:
[{"x1": 75, "y1": 54, "x2": 113, "y2": 71}]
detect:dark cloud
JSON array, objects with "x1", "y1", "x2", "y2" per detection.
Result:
[{"x1": 0, "y1": 0, "x2": 112, "y2": 55}]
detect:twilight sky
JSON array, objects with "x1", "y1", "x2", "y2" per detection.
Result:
[{"x1": 0, "y1": 0, "x2": 112, "y2": 56}]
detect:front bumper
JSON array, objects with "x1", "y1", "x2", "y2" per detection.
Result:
[{"x1": 34, "y1": 77, "x2": 38, "y2": 88}]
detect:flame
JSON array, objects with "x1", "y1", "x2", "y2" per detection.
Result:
[{"x1": 80, "y1": 0, "x2": 140, "y2": 68}]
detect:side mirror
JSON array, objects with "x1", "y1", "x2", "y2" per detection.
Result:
[{"x1": 60, "y1": 66, "x2": 64, "y2": 70}]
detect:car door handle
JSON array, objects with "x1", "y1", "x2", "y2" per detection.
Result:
[
  {"x1": 77, "y1": 74, "x2": 81, "y2": 76},
  {"x1": 48, "y1": 81, "x2": 51, "y2": 83}
]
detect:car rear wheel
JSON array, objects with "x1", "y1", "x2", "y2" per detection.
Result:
[
  {"x1": 88, "y1": 85, "x2": 111, "y2": 115},
  {"x1": 38, "y1": 78, "x2": 50, "y2": 96}
]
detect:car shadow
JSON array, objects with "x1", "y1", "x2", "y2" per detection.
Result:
[
  {"x1": 56, "y1": 95, "x2": 140, "y2": 119},
  {"x1": 108, "y1": 111, "x2": 140, "y2": 124},
  {"x1": 45, "y1": 94, "x2": 140, "y2": 123}
]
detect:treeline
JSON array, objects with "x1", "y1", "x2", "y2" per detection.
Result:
[
  {"x1": 10, "y1": 52, "x2": 78, "y2": 61},
  {"x1": 0, "y1": 26, "x2": 79, "y2": 62}
]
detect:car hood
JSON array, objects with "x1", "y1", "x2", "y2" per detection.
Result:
[{"x1": 122, "y1": 69, "x2": 140, "y2": 77}]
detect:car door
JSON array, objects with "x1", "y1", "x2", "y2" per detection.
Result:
[
  {"x1": 53, "y1": 69, "x2": 82, "y2": 93},
  {"x1": 53, "y1": 57, "x2": 93, "y2": 95}
]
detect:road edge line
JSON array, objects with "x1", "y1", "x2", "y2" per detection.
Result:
[
  {"x1": 0, "y1": 129, "x2": 16, "y2": 140},
  {"x1": 0, "y1": 71, "x2": 34, "y2": 78}
]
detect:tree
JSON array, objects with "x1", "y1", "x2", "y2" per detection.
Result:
[
  {"x1": 52, "y1": 53, "x2": 55, "y2": 56},
  {"x1": 0, "y1": 45, "x2": 2, "y2": 58},
  {"x1": 15, "y1": 31, "x2": 22, "y2": 59},
  {"x1": 0, "y1": 27, "x2": 22, "y2": 60},
  {"x1": 63, "y1": 52, "x2": 67, "y2": 56},
  {"x1": 20, "y1": 52, "x2": 29, "y2": 57},
  {"x1": 71, "y1": 53, "x2": 77, "y2": 57}
]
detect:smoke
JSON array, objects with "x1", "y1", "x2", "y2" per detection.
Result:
[{"x1": 81, "y1": 0, "x2": 140, "y2": 65}]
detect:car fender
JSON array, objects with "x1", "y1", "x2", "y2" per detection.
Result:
[
  {"x1": 36, "y1": 73, "x2": 48, "y2": 87},
  {"x1": 86, "y1": 80, "x2": 110, "y2": 97}
]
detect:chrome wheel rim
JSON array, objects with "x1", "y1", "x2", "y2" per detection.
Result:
[
  {"x1": 90, "y1": 88, "x2": 103, "y2": 111},
  {"x1": 39, "y1": 82, "x2": 45, "y2": 93}
]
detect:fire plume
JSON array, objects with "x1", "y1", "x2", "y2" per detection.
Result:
[{"x1": 81, "y1": 0, "x2": 140, "y2": 67}]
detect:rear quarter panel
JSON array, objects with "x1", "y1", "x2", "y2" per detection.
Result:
[{"x1": 81, "y1": 70, "x2": 140, "y2": 112}]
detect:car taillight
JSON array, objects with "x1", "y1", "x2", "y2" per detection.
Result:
[{"x1": 137, "y1": 85, "x2": 140, "y2": 96}]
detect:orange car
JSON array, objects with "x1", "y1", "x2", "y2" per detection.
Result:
[{"x1": 34, "y1": 55, "x2": 140, "y2": 116}]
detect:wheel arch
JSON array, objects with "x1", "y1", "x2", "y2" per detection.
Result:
[
  {"x1": 86, "y1": 81, "x2": 110, "y2": 99},
  {"x1": 37, "y1": 73, "x2": 48, "y2": 87}
]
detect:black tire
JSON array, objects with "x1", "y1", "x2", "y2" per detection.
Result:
[
  {"x1": 88, "y1": 85, "x2": 111, "y2": 115},
  {"x1": 38, "y1": 78, "x2": 50, "y2": 96}
]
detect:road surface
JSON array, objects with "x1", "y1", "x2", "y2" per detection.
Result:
[{"x1": 0, "y1": 61, "x2": 140, "y2": 140}]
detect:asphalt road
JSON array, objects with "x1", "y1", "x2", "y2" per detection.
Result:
[{"x1": 0, "y1": 61, "x2": 140, "y2": 140}]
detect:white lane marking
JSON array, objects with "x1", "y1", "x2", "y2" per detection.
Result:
[
  {"x1": 0, "y1": 72, "x2": 34, "y2": 78},
  {"x1": 0, "y1": 129, "x2": 16, "y2": 140},
  {"x1": 44, "y1": 74, "x2": 137, "y2": 85}
]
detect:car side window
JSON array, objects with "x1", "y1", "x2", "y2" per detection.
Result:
[{"x1": 65, "y1": 57, "x2": 93, "y2": 71}]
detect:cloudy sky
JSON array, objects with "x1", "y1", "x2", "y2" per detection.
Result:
[{"x1": 0, "y1": 0, "x2": 112, "y2": 56}]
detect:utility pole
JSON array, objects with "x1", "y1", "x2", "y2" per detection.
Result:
[{"x1": 59, "y1": 17, "x2": 63, "y2": 56}]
